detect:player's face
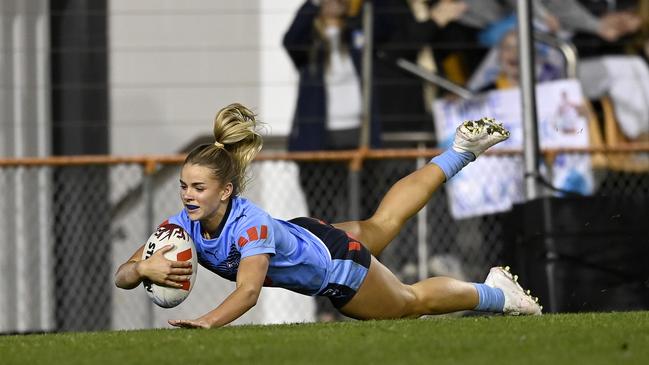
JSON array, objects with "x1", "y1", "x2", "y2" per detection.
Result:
[
  {"x1": 179, "y1": 164, "x2": 232, "y2": 230},
  {"x1": 499, "y1": 31, "x2": 519, "y2": 81}
]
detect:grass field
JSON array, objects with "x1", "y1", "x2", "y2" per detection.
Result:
[{"x1": 2, "y1": 311, "x2": 648, "y2": 365}]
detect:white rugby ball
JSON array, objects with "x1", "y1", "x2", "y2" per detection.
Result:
[{"x1": 141, "y1": 222, "x2": 197, "y2": 308}]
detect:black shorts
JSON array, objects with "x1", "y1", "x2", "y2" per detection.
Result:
[{"x1": 289, "y1": 217, "x2": 372, "y2": 309}]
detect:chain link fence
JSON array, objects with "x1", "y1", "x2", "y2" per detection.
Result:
[{"x1": 1, "y1": 149, "x2": 648, "y2": 333}]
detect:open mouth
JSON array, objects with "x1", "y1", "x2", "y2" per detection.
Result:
[{"x1": 185, "y1": 204, "x2": 199, "y2": 211}]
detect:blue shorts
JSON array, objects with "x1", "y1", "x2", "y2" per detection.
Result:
[{"x1": 289, "y1": 217, "x2": 372, "y2": 308}]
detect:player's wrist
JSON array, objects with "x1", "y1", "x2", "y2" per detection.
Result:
[
  {"x1": 200, "y1": 317, "x2": 216, "y2": 329},
  {"x1": 134, "y1": 260, "x2": 148, "y2": 280}
]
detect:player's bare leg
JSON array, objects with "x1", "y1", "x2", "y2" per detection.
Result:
[
  {"x1": 339, "y1": 256, "x2": 479, "y2": 319},
  {"x1": 334, "y1": 118, "x2": 510, "y2": 256},
  {"x1": 340, "y1": 258, "x2": 542, "y2": 319}
]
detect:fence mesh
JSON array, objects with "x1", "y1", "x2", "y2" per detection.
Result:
[{"x1": 0, "y1": 150, "x2": 648, "y2": 332}]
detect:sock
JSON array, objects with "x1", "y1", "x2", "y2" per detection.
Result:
[
  {"x1": 430, "y1": 149, "x2": 476, "y2": 181},
  {"x1": 473, "y1": 283, "x2": 505, "y2": 312}
]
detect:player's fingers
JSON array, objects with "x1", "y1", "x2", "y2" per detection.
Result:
[
  {"x1": 169, "y1": 319, "x2": 201, "y2": 329},
  {"x1": 168, "y1": 319, "x2": 189, "y2": 328},
  {"x1": 170, "y1": 267, "x2": 193, "y2": 275},
  {"x1": 163, "y1": 280, "x2": 185, "y2": 289},
  {"x1": 167, "y1": 275, "x2": 191, "y2": 282},
  {"x1": 159, "y1": 244, "x2": 175, "y2": 254},
  {"x1": 170, "y1": 260, "x2": 192, "y2": 268}
]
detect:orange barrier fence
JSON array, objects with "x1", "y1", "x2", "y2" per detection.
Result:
[{"x1": 2, "y1": 145, "x2": 648, "y2": 169}]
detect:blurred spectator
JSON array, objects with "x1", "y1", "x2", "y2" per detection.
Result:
[
  {"x1": 578, "y1": 55, "x2": 649, "y2": 141},
  {"x1": 467, "y1": 23, "x2": 566, "y2": 92},
  {"x1": 541, "y1": 0, "x2": 649, "y2": 142},
  {"x1": 372, "y1": 0, "x2": 472, "y2": 136},
  {"x1": 496, "y1": 28, "x2": 521, "y2": 89},
  {"x1": 461, "y1": 0, "x2": 558, "y2": 29},
  {"x1": 465, "y1": 1, "x2": 647, "y2": 141},
  {"x1": 540, "y1": 0, "x2": 641, "y2": 57},
  {"x1": 283, "y1": 0, "x2": 379, "y2": 152},
  {"x1": 451, "y1": 0, "x2": 560, "y2": 85},
  {"x1": 627, "y1": 0, "x2": 649, "y2": 61},
  {"x1": 460, "y1": 0, "x2": 560, "y2": 41}
]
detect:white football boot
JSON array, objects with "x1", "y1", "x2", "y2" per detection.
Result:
[
  {"x1": 484, "y1": 266, "x2": 543, "y2": 316},
  {"x1": 452, "y1": 118, "x2": 510, "y2": 158}
]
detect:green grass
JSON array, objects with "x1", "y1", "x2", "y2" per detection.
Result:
[{"x1": 2, "y1": 312, "x2": 648, "y2": 365}]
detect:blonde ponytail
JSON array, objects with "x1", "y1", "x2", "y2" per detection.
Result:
[
  {"x1": 213, "y1": 103, "x2": 263, "y2": 192},
  {"x1": 184, "y1": 103, "x2": 264, "y2": 195}
]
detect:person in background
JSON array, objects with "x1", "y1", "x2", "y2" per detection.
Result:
[
  {"x1": 283, "y1": 0, "x2": 378, "y2": 152},
  {"x1": 495, "y1": 28, "x2": 563, "y2": 90},
  {"x1": 543, "y1": 0, "x2": 649, "y2": 142},
  {"x1": 115, "y1": 103, "x2": 541, "y2": 329},
  {"x1": 628, "y1": 0, "x2": 649, "y2": 61},
  {"x1": 540, "y1": 0, "x2": 641, "y2": 57},
  {"x1": 373, "y1": 0, "x2": 469, "y2": 133}
]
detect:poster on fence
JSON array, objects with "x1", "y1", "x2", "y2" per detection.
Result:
[{"x1": 432, "y1": 79, "x2": 594, "y2": 219}]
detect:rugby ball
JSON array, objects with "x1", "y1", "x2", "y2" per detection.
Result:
[{"x1": 141, "y1": 223, "x2": 197, "y2": 308}]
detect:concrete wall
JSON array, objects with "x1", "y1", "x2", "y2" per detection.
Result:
[
  {"x1": 108, "y1": 0, "x2": 300, "y2": 155},
  {"x1": 0, "y1": 0, "x2": 53, "y2": 333}
]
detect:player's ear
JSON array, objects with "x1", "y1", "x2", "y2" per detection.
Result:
[{"x1": 221, "y1": 182, "x2": 233, "y2": 201}]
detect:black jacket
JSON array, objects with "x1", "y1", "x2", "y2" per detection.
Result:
[{"x1": 283, "y1": 1, "x2": 381, "y2": 151}]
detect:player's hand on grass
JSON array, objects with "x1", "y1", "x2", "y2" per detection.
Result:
[
  {"x1": 168, "y1": 318, "x2": 211, "y2": 329},
  {"x1": 137, "y1": 244, "x2": 193, "y2": 288}
]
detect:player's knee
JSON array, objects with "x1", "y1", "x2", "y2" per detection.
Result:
[
  {"x1": 402, "y1": 285, "x2": 429, "y2": 317},
  {"x1": 411, "y1": 284, "x2": 455, "y2": 315},
  {"x1": 362, "y1": 217, "x2": 399, "y2": 246}
]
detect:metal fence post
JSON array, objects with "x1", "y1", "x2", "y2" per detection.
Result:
[
  {"x1": 516, "y1": 0, "x2": 541, "y2": 200},
  {"x1": 360, "y1": 1, "x2": 373, "y2": 150},
  {"x1": 143, "y1": 161, "x2": 156, "y2": 328},
  {"x1": 348, "y1": 1, "x2": 374, "y2": 222},
  {"x1": 348, "y1": 154, "x2": 362, "y2": 221},
  {"x1": 416, "y1": 144, "x2": 429, "y2": 281}
]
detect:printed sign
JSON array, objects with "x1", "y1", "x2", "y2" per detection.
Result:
[{"x1": 432, "y1": 79, "x2": 593, "y2": 219}]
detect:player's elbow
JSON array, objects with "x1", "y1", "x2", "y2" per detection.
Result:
[
  {"x1": 114, "y1": 262, "x2": 142, "y2": 290},
  {"x1": 238, "y1": 285, "x2": 262, "y2": 307},
  {"x1": 114, "y1": 276, "x2": 131, "y2": 289},
  {"x1": 114, "y1": 273, "x2": 138, "y2": 290},
  {"x1": 245, "y1": 288, "x2": 262, "y2": 307}
]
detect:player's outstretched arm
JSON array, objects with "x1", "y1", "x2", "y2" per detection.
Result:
[
  {"x1": 114, "y1": 244, "x2": 192, "y2": 290},
  {"x1": 168, "y1": 254, "x2": 270, "y2": 329}
]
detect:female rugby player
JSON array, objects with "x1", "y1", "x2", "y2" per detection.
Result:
[{"x1": 115, "y1": 103, "x2": 541, "y2": 328}]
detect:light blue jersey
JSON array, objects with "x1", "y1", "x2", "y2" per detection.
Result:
[{"x1": 167, "y1": 196, "x2": 332, "y2": 295}]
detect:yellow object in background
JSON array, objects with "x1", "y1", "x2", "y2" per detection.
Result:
[{"x1": 348, "y1": 0, "x2": 363, "y2": 17}]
